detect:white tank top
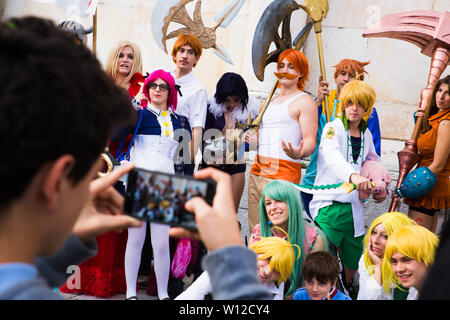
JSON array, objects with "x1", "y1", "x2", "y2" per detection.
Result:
[{"x1": 257, "y1": 92, "x2": 305, "y2": 163}]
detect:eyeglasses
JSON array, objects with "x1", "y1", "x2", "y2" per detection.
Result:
[{"x1": 148, "y1": 82, "x2": 170, "y2": 92}]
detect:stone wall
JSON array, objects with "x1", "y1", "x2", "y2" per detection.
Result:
[{"x1": 5, "y1": 0, "x2": 448, "y2": 237}]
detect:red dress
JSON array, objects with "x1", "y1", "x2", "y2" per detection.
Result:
[{"x1": 59, "y1": 73, "x2": 145, "y2": 297}]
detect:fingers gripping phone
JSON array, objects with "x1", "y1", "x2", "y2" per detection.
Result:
[{"x1": 124, "y1": 168, "x2": 216, "y2": 232}]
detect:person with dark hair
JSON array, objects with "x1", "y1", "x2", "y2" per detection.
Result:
[
  {"x1": 201, "y1": 72, "x2": 259, "y2": 210},
  {"x1": 293, "y1": 251, "x2": 351, "y2": 300},
  {"x1": 403, "y1": 75, "x2": 450, "y2": 232},
  {"x1": 0, "y1": 16, "x2": 141, "y2": 299}
]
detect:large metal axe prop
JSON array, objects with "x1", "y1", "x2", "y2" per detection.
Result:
[
  {"x1": 151, "y1": 0, "x2": 245, "y2": 65},
  {"x1": 251, "y1": 0, "x2": 330, "y2": 133},
  {"x1": 226, "y1": 0, "x2": 329, "y2": 164},
  {"x1": 363, "y1": 10, "x2": 450, "y2": 212}
]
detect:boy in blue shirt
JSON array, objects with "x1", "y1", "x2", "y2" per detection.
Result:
[{"x1": 293, "y1": 251, "x2": 351, "y2": 300}]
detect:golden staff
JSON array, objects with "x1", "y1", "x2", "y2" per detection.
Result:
[
  {"x1": 93, "y1": 8, "x2": 97, "y2": 53},
  {"x1": 299, "y1": 0, "x2": 330, "y2": 122}
]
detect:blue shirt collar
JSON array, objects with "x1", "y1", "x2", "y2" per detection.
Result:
[{"x1": 0, "y1": 263, "x2": 38, "y2": 293}]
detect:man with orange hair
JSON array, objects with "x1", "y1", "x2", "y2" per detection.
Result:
[
  {"x1": 246, "y1": 48, "x2": 318, "y2": 231},
  {"x1": 171, "y1": 34, "x2": 208, "y2": 165},
  {"x1": 301, "y1": 59, "x2": 381, "y2": 218}
]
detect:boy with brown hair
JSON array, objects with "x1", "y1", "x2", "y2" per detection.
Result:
[{"x1": 293, "y1": 251, "x2": 351, "y2": 300}]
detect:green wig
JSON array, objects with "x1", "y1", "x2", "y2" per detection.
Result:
[{"x1": 259, "y1": 179, "x2": 306, "y2": 296}]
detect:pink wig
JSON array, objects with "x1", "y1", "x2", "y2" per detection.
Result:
[{"x1": 143, "y1": 69, "x2": 177, "y2": 112}]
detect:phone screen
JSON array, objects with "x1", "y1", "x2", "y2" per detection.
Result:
[{"x1": 124, "y1": 168, "x2": 216, "y2": 232}]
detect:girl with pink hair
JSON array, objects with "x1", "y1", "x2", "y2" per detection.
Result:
[{"x1": 113, "y1": 69, "x2": 191, "y2": 300}]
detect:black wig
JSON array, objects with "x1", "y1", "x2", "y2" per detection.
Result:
[{"x1": 214, "y1": 72, "x2": 249, "y2": 109}]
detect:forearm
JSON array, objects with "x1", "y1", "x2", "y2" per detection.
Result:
[
  {"x1": 203, "y1": 246, "x2": 272, "y2": 300},
  {"x1": 34, "y1": 234, "x2": 97, "y2": 287},
  {"x1": 300, "y1": 137, "x2": 316, "y2": 158}
]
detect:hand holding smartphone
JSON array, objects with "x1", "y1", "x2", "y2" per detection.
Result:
[{"x1": 124, "y1": 168, "x2": 216, "y2": 232}]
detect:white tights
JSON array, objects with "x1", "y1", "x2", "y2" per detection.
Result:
[{"x1": 125, "y1": 221, "x2": 170, "y2": 299}]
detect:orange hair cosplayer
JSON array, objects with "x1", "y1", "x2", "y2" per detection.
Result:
[
  {"x1": 333, "y1": 59, "x2": 370, "y2": 81},
  {"x1": 277, "y1": 49, "x2": 310, "y2": 91},
  {"x1": 171, "y1": 34, "x2": 203, "y2": 66}
]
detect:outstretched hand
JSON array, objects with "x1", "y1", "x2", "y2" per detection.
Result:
[
  {"x1": 169, "y1": 167, "x2": 242, "y2": 252},
  {"x1": 73, "y1": 162, "x2": 142, "y2": 243}
]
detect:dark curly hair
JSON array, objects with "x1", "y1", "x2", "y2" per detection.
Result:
[{"x1": 0, "y1": 16, "x2": 134, "y2": 210}]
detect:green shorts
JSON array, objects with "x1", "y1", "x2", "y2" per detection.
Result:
[{"x1": 315, "y1": 201, "x2": 364, "y2": 270}]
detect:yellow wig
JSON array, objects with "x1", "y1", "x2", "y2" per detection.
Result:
[
  {"x1": 249, "y1": 228, "x2": 301, "y2": 286},
  {"x1": 363, "y1": 212, "x2": 416, "y2": 275},
  {"x1": 381, "y1": 225, "x2": 439, "y2": 294},
  {"x1": 339, "y1": 80, "x2": 376, "y2": 120},
  {"x1": 105, "y1": 41, "x2": 143, "y2": 83}
]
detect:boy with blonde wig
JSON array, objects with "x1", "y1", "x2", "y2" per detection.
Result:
[
  {"x1": 357, "y1": 212, "x2": 417, "y2": 300},
  {"x1": 310, "y1": 80, "x2": 380, "y2": 292},
  {"x1": 301, "y1": 59, "x2": 381, "y2": 218},
  {"x1": 382, "y1": 225, "x2": 439, "y2": 300},
  {"x1": 249, "y1": 232, "x2": 300, "y2": 299}
]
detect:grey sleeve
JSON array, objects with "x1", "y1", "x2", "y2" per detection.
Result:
[
  {"x1": 202, "y1": 246, "x2": 272, "y2": 300},
  {"x1": 34, "y1": 234, "x2": 98, "y2": 287}
]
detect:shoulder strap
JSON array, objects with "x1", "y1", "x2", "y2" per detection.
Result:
[{"x1": 115, "y1": 110, "x2": 143, "y2": 157}]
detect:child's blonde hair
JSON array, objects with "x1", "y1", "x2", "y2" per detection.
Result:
[
  {"x1": 363, "y1": 212, "x2": 416, "y2": 275},
  {"x1": 339, "y1": 80, "x2": 376, "y2": 120},
  {"x1": 381, "y1": 225, "x2": 439, "y2": 294},
  {"x1": 249, "y1": 227, "x2": 300, "y2": 286}
]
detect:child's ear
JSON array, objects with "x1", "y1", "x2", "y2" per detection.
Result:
[
  {"x1": 331, "y1": 279, "x2": 338, "y2": 288},
  {"x1": 38, "y1": 155, "x2": 76, "y2": 211}
]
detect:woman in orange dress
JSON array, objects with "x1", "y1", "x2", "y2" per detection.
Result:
[{"x1": 404, "y1": 75, "x2": 450, "y2": 232}]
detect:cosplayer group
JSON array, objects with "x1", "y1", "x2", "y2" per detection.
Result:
[{"x1": 0, "y1": 16, "x2": 449, "y2": 301}]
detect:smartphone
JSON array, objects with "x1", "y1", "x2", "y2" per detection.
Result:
[{"x1": 124, "y1": 167, "x2": 216, "y2": 232}]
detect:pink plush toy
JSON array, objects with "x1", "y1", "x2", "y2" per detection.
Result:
[{"x1": 359, "y1": 160, "x2": 391, "y2": 203}]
